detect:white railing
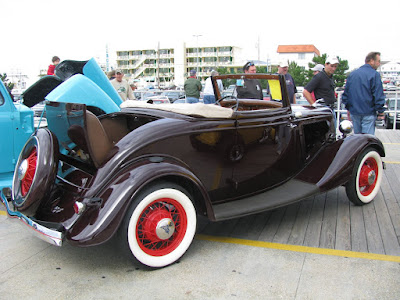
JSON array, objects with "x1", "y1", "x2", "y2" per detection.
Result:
[{"x1": 336, "y1": 90, "x2": 400, "y2": 131}]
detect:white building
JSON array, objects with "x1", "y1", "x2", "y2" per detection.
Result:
[
  {"x1": 115, "y1": 43, "x2": 323, "y2": 87},
  {"x1": 380, "y1": 61, "x2": 400, "y2": 83},
  {"x1": 116, "y1": 42, "x2": 245, "y2": 87},
  {"x1": 276, "y1": 45, "x2": 320, "y2": 69}
]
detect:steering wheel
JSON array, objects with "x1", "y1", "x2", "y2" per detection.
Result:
[{"x1": 215, "y1": 95, "x2": 239, "y2": 111}]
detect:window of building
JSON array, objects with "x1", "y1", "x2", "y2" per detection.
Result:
[
  {"x1": 204, "y1": 57, "x2": 216, "y2": 63},
  {"x1": 219, "y1": 46, "x2": 232, "y2": 52}
]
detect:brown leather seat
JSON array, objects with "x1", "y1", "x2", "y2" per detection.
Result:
[
  {"x1": 67, "y1": 110, "x2": 113, "y2": 168},
  {"x1": 85, "y1": 110, "x2": 113, "y2": 168}
]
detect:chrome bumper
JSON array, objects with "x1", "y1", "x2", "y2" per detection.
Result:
[{"x1": 0, "y1": 188, "x2": 63, "y2": 246}]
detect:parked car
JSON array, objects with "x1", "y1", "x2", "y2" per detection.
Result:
[
  {"x1": 1, "y1": 73, "x2": 385, "y2": 270},
  {"x1": 162, "y1": 90, "x2": 185, "y2": 103},
  {"x1": 384, "y1": 85, "x2": 400, "y2": 92},
  {"x1": 295, "y1": 98, "x2": 309, "y2": 106},
  {"x1": 0, "y1": 80, "x2": 35, "y2": 191},
  {"x1": 384, "y1": 98, "x2": 400, "y2": 129},
  {"x1": 146, "y1": 95, "x2": 170, "y2": 104},
  {"x1": 262, "y1": 89, "x2": 271, "y2": 100}
]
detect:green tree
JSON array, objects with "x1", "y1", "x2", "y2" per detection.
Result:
[
  {"x1": 288, "y1": 61, "x2": 307, "y2": 87},
  {"x1": 216, "y1": 67, "x2": 236, "y2": 88},
  {"x1": 1, "y1": 73, "x2": 14, "y2": 90}
]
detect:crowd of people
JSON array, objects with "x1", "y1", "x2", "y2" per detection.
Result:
[{"x1": 46, "y1": 50, "x2": 386, "y2": 136}]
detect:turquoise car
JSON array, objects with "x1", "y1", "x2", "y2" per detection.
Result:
[
  {"x1": 0, "y1": 81, "x2": 34, "y2": 190},
  {"x1": 0, "y1": 58, "x2": 122, "y2": 191}
]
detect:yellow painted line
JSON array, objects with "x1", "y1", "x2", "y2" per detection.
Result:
[
  {"x1": 2, "y1": 211, "x2": 398, "y2": 262},
  {"x1": 383, "y1": 160, "x2": 400, "y2": 164},
  {"x1": 196, "y1": 234, "x2": 400, "y2": 263}
]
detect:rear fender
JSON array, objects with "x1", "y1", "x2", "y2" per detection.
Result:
[
  {"x1": 66, "y1": 158, "x2": 209, "y2": 246},
  {"x1": 317, "y1": 134, "x2": 385, "y2": 191}
]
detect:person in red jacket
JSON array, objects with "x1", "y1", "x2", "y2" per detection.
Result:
[{"x1": 47, "y1": 56, "x2": 60, "y2": 75}]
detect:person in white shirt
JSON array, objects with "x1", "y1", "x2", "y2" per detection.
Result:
[
  {"x1": 203, "y1": 70, "x2": 223, "y2": 104},
  {"x1": 111, "y1": 69, "x2": 135, "y2": 101}
]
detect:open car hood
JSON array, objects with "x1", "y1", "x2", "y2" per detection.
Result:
[
  {"x1": 22, "y1": 58, "x2": 122, "y2": 113},
  {"x1": 22, "y1": 76, "x2": 63, "y2": 108}
]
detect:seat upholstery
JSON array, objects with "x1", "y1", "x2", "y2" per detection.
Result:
[{"x1": 85, "y1": 110, "x2": 113, "y2": 168}]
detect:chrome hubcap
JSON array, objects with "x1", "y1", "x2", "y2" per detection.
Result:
[
  {"x1": 368, "y1": 170, "x2": 376, "y2": 185},
  {"x1": 18, "y1": 160, "x2": 28, "y2": 180},
  {"x1": 155, "y1": 218, "x2": 175, "y2": 240}
]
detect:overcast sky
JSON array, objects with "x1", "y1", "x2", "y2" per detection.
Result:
[{"x1": 1, "y1": 0, "x2": 399, "y2": 84}]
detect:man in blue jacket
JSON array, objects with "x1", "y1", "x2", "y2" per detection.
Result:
[{"x1": 342, "y1": 52, "x2": 385, "y2": 135}]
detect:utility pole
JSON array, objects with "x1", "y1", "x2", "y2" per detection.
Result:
[
  {"x1": 193, "y1": 35, "x2": 202, "y2": 76},
  {"x1": 156, "y1": 41, "x2": 160, "y2": 89},
  {"x1": 106, "y1": 44, "x2": 109, "y2": 72}
]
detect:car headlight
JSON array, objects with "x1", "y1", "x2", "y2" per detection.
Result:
[
  {"x1": 389, "y1": 112, "x2": 395, "y2": 117},
  {"x1": 339, "y1": 120, "x2": 353, "y2": 134}
]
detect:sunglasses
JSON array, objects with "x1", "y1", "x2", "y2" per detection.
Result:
[{"x1": 244, "y1": 61, "x2": 255, "y2": 70}]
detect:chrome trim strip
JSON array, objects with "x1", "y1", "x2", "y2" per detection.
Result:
[{"x1": 0, "y1": 190, "x2": 63, "y2": 246}]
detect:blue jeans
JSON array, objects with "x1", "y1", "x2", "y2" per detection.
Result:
[
  {"x1": 186, "y1": 97, "x2": 199, "y2": 104},
  {"x1": 351, "y1": 114, "x2": 376, "y2": 135},
  {"x1": 203, "y1": 94, "x2": 216, "y2": 104}
]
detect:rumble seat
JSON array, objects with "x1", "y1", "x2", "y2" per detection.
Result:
[
  {"x1": 85, "y1": 111, "x2": 113, "y2": 167},
  {"x1": 67, "y1": 110, "x2": 114, "y2": 168}
]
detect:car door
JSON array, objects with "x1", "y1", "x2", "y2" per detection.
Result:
[
  {"x1": 0, "y1": 87, "x2": 16, "y2": 174},
  {"x1": 230, "y1": 106, "x2": 304, "y2": 198}
]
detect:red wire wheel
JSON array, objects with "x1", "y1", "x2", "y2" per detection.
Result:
[
  {"x1": 12, "y1": 129, "x2": 59, "y2": 214},
  {"x1": 346, "y1": 148, "x2": 383, "y2": 206},
  {"x1": 358, "y1": 156, "x2": 379, "y2": 197},
  {"x1": 136, "y1": 198, "x2": 187, "y2": 256},
  {"x1": 20, "y1": 147, "x2": 38, "y2": 196},
  {"x1": 120, "y1": 183, "x2": 197, "y2": 269}
]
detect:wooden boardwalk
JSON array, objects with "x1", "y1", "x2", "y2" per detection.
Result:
[{"x1": 199, "y1": 129, "x2": 400, "y2": 256}]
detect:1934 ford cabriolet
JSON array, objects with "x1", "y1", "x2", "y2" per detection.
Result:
[{"x1": 1, "y1": 70, "x2": 385, "y2": 269}]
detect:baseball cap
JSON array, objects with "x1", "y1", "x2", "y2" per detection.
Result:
[
  {"x1": 326, "y1": 56, "x2": 339, "y2": 65},
  {"x1": 278, "y1": 61, "x2": 289, "y2": 68},
  {"x1": 190, "y1": 69, "x2": 196, "y2": 76},
  {"x1": 311, "y1": 64, "x2": 324, "y2": 72},
  {"x1": 115, "y1": 69, "x2": 123, "y2": 74}
]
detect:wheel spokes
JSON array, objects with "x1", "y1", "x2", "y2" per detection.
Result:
[
  {"x1": 359, "y1": 158, "x2": 378, "y2": 196},
  {"x1": 20, "y1": 148, "x2": 37, "y2": 196},
  {"x1": 136, "y1": 199, "x2": 187, "y2": 256}
]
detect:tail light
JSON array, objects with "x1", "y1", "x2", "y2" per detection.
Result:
[{"x1": 73, "y1": 202, "x2": 86, "y2": 215}]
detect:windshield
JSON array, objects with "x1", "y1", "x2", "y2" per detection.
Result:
[{"x1": 213, "y1": 74, "x2": 288, "y2": 105}]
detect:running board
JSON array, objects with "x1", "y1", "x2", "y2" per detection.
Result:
[{"x1": 212, "y1": 179, "x2": 319, "y2": 221}]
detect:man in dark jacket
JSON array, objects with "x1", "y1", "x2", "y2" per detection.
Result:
[{"x1": 342, "y1": 52, "x2": 385, "y2": 135}]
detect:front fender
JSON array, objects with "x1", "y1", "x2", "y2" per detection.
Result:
[
  {"x1": 317, "y1": 134, "x2": 385, "y2": 191},
  {"x1": 66, "y1": 158, "x2": 208, "y2": 246}
]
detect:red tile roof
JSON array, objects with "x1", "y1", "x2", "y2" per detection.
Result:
[{"x1": 277, "y1": 45, "x2": 320, "y2": 56}]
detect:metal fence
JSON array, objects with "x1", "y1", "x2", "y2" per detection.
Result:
[{"x1": 336, "y1": 90, "x2": 400, "y2": 131}]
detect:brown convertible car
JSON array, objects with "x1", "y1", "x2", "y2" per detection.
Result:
[{"x1": 1, "y1": 70, "x2": 385, "y2": 269}]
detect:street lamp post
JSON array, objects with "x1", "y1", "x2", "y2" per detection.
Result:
[{"x1": 193, "y1": 35, "x2": 202, "y2": 75}]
